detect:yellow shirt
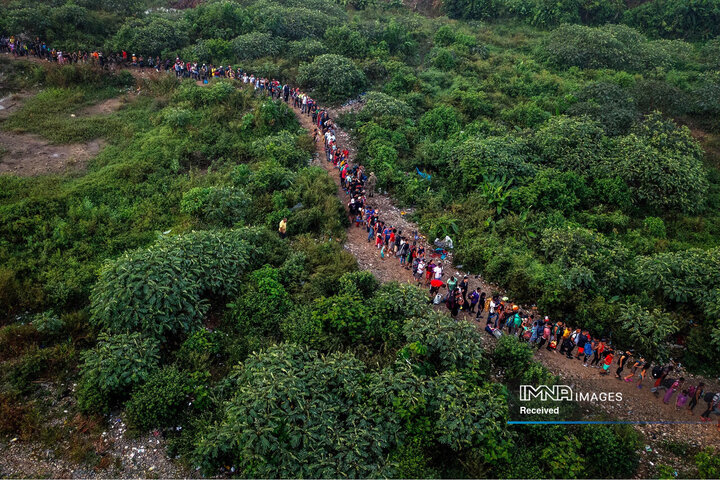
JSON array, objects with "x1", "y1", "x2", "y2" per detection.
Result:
[{"x1": 279, "y1": 219, "x2": 287, "y2": 234}]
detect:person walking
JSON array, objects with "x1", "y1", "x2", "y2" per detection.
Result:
[{"x1": 367, "y1": 172, "x2": 377, "y2": 197}]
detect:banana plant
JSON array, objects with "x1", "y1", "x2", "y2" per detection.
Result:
[{"x1": 479, "y1": 174, "x2": 514, "y2": 216}]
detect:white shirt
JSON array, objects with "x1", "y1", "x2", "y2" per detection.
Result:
[{"x1": 434, "y1": 266, "x2": 443, "y2": 279}]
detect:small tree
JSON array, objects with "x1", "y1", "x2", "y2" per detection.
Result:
[{"x1": 297, "y1": 54, "x2": 367, "y2": 103}]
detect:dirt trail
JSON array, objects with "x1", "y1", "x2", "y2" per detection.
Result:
[{"x1": 288, "y1": 102, "x2": 720, "y2": 450}]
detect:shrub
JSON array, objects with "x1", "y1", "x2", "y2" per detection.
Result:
[
  {"x1": 402, "y1": 311, "x2": 484, "y2": 373},
  {"x1": 612, "y1": 129, "x2": 707, "y2": 214},
  {"x1": 288, "y1": 38, "x2": 328, "y2": 62},
  {"x1": 443, "y1": 0, "x2": 500, "y2": 19},
  {"x1": 623, "y1": 0, "x2": 720, "y2": 40},
  {"x1": 359, "y1": 91, "x2": 413, "y2": 122},
  {"x1": 695, "y1": 447, "x2": 720, "y2": 479},
  {"x1": 453, "y1": 135, "x2": 536, "y2": 192},
  {"x1": 231, "y1": 32, "x2": 285, "y2": 60},
  {"x1": 492, "y1": 335, "x2": 533, "y2": 380},
  {"x1": 418, "y1": 105, "x2": 460, "y2": 141},
  {"x1": 297, "y1": 54, "x2": 367, "y2": 103},
  {"x1": 181, "y1": 186, "x2": 251, "y2": 227},
  {"x1": 325, "y1": 25, "x2": 368, "y2": 58},
  {"x1": 338, "y1": 270, "x2": 380, "y2": 297},
  {"x1": 109, "y1": 15, "x2": 190, "y2": 57},
  {"x1": 125, "y1": 366, "x2": 190, "y2": 431},
  {"x1": 193, "y1": 345, "x2": 400, "y2": 477},
  {"x1": 227, "y1": 266, "x2": 292, "y2": 337},
  {"x1": 251, "y1": 131, "x2": 309, "y2": 169},
  {"x1": 90, "y1": 230, "x2": 258, "y2": 340},
  {"x1": 77, "y1": 333, "x2": 160, "y2": 413},
  {"x1": 542, "y1": 24, "x2": 646, "y2": 71},
  {"x1": 568, "y1": 82, "x2": 637, "y2": 136},
  {"x1": 575, "y1": 424, "x2": 640, "y2": 477}
]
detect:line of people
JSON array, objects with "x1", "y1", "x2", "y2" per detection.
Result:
[{"x1": 9, "y1": 32, "x2": 718, "y2": 431}]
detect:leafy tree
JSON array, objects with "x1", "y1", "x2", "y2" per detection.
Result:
[
  {"x1": 324, "y1": 25, "x2": 368, "y2": 58},
  {"x1": 231, "y1": 32, "x2": 285, "y2": 60},
  {"x1": 491, "y1": 335, "x2": 533, "y2": 380},
  {"x1": 453, "y1": 135, "x2": 536, "y2": 193},
  {"x1": 612, "y1": 131, "x2": 706, "y2": 213},
  {"x1": 90, "y1": 230, "x2": 259, "y2": 340},
  {"x1": 623, "y1": 0, "x2": 720, "y2": 40},
  {"x1": 418, "y1": 105, "x2": 461, "y2": 141},
  {"x1": 568, "y1": 82, "x2": 637, "y2": 136},
  {"x1": 193, "y1": 345, "x2": 402, "y2": 477},
  {"x1": 77, "y1": 333, "x2": 160, "y2": 413},
  {"x1": 227, "y1": 266, "x2": 292, "y2": 337},
  {"x1": 402, "y1": 311, "x2": 485, "y2": 373},
  {"x1": 298, "y1": 54, "x2": 367, "y2": 102},
  {"x1": 109, "y1": 15, "x2": 190, "y2": 57},
  {"x1": 542, "y1": 24, "x2": 646, "y2": 71},
  {"x1": 181, "y1": 186, "x2": 251, "y2": 227},
  {"x1": 184, "y1": 0, "x2": 251, "y2": 39},
  {"x1": 359, "y1": 91, "x2": 413, "y2": 122},
  {"x1": 615, "y1": 302, "x2": 680, "y2": 361},
  {"x1": 288, "y1": 38, "x2": 328, "y2": 62},
  {"x1": 577, "y1": 424, "x2": 641, "y2": 478}
]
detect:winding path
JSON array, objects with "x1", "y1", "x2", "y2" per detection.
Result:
[{"x1": 286, "y1": 100, "x2": 720, "y2": 451}]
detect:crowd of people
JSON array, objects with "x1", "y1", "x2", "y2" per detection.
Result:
[
  {"x1": 0, "y1": 35, "x2": 284, "y2": 83},
  {"x1": 5, "y1": 33, "x2": 720, "y2": 430},
  {"x1": 314, "y1": 89, "x2": 720, "y2": 431}
]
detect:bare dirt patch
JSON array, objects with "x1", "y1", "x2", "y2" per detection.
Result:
[
  {"x1": 77, "y1": 96, "x2": 123, "y2": 116},
  {"x1": 0, "y1": 131, "x2": 105, "y2": 176},
  {"x1": 0, "y1": 92, "x2": 33, "y2": 120}
]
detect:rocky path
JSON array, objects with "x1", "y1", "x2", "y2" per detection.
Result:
[{"x1": 288, "y1": 102, "x2": 720, "y2": 452}]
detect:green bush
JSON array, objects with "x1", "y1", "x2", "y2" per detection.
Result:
[
  {"x1": 231, "y1": 32, "x2": 285, "y2": 60},
  {"x1": 298, "y1": 54, "x2": 367, "y2": 102},
  {"x1": 492, "y1": 335, "x2": 533, "y2": 380},
  {"x1": 695, "y1": 447, "x2": 720, "y2": 479},
  {"x1": 568, "y1": 82, "x2": 637, "y2": 136},
  {"x1": 77, "y1": 333, "x2": 160, "y2": 413},
  {"x1": 418, "y1": 105, "x2": 460, "y2": 141},
  {"x1": 90, "y1": 230, "x2": 259, "y2": 340},
  {"x1": 227, "y1": 265, "x2": 292, "y2": 337},
  {"x1": 576, "y1": 424, "x2": 641, "y2": 478},
  {"x1": 325, "y1": 25, "x2": 368, "y2": 58},
  {"x1": 443, "y1": 0, "x2": 500, "y2": 19},
  {"x1": 181, "y1": 186, "x2": 251, "y2": 227},
  {"x1": 359, "y1": 91, "x2": 413, "y2": 122},
  {"x1": 109, "y1": 15, "x2": 190, "y2": 57},
  {"x1": 288, "y1": 38, "x2": 328, "y2": 62},
  {"x1": 402, "y1": 311, "x2": 484, "y2": 373},
  {"x1": 193, "y1": 344, "x2": 400, "y2": 477},
  {"x1": 125, "y1": 366, "x2": 190, "y2": 431}
]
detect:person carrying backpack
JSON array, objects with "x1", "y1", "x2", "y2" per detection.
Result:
[{"x1": 699, "y1": 392, "x2": 720, "y2": 430}]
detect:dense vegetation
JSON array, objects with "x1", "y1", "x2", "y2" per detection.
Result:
[{"x1": 1, "y1": 0, "x2": 720, "y2": 477}]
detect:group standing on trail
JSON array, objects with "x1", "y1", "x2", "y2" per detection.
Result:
[
  {"x1": 309, "y1": 72, "x2": 720, "y2": 431},
  {"x1": 5, "y1": 33, "x2": 719, "y2": 431}
]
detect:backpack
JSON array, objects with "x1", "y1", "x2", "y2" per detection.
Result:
[
  {"x1": 651, "y1": 366, "x2": 663, "y2": 379},
  {"x1": 433, "y1": 294, "x2": 443, "y2": 305}
]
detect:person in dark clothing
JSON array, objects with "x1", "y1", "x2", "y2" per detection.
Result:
[
  {"x1": 575, "y1": 331, "x2": 588, "y2": 359},
  {"x1": 615, "y1": 350, "x2": 631, "y2": 379},
  {"x1": 688, "y1": 382, "x2": 705, "y2": 415}
]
